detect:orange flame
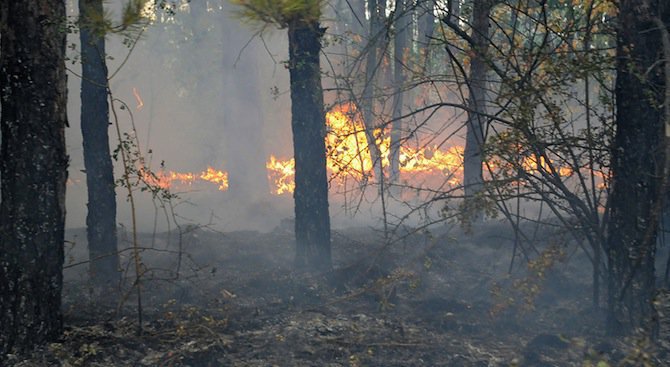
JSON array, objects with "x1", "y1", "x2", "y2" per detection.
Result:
[
  {"x1": 265, "y1": 103, "x2": 583, "y2": 195},
  {"x1": 266, "y1": 156, "x2": 295, "y2": 195},
  {"x1": 200, "y1": 167, "x2": 229, "y2": 191},
  {"x1": 325, "y1": 103, "x2": 383, "y2": 177},
  {"x1": 399, "y1": 146, "x2": 464, "y2": 185},
  {"x1": 142, "y1": 167, "x2": 228, "y2": 192},
  {"x1": 266, "y1": 104, "x2": 466, "y2": 194},
  {"x1": 132, "y1": 87, "x2": 144, "y2": 111}
]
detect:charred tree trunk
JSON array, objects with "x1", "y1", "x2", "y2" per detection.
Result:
[
  {"x1": 288, "y1": 20, "x2": 332, "y2": 271},
  {"x1": 0, "y1": 0, "x2": 68, "y2": 354},
  {"x1": 462, "y1": 0, "x2": 491, "y2": 219},
  {"x1": 79, "y1": 0, "x2": 120, "y2": 296},
  {"x1": 606, "y1": 0, "x2": 668, "y2": 335},
  {"x1": 390, "y1": 0, "x2": 409, "y2": 183}
]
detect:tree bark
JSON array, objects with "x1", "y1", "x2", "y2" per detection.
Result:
[
  {"x1": 606, "y1": 0, "x2": 668, "y2": 335},
  {"x1": 462, "y1": 0, "x2": 491, "y2": 219},
  {"x1": 349, "y1": 0, "x2": 367, "y2": 38},
  {"x1": 417, "y1": 0, "x2": 436, "y2": 45},
  {"x1": 361, "y1": 0, "x2": 385, "y2": 182},
  {"x1": 390, "y1": 0, "x2": 409, "y2": 183},
  {"x1": 0, "y1": 0, "x2": 68, "y2": 354},
  {"x1": 288, "y1": 20, "x2": 332, "y2": 271},
  {"x1": 79, "y1": 0, "x2": 120, "y2": 296}
]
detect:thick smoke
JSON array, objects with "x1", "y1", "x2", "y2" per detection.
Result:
[{"x1": 66, "y1": 2, "x2": 296, "y2": 232}]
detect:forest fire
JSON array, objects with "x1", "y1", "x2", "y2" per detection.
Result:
[
  {"x1": 266, "y1": 155, "x2": 296, "y2": 195},
  {"x1": 143, "y1": 167, "x2": 229, "y2": 192},
  {"x1": 266, "y1": 103, "x2": 466, "y2": 194},
  {"x1": 399, "y1": 145, "x2": 464, "y2": 185},
  {"x1": 264, "y1": 104, "x2": 582, "y2": 195}
]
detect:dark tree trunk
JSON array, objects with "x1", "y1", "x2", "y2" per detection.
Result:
[
  {"x1": 79, "y1": 0, "x2": 120, "y2": 295},
  {"x1": 462, "y1": 0, "x2": 491, "y2": 218},
  {"x1": 390, "y1": 0, "x2": 409, "y2": 183},
  {"x1": 288, "y1": 20, "x2": 332, "y2": 271},
  {"x1": 606, "y1": 0, "x2": 668, "y2": 335},
  {"x1": 0, "y1": 0, "x2": 68, "y2": 354}
]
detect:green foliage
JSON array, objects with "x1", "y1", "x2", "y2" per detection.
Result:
[
  {"x1": 230, "y1": 0, "x2": 323, "y2": 28},
  {"x1": 79, "y1": 0, "x2": 152, "y2": 38},
  {"x1": 111, "y1": 122, "x2": 178, "y2": 202},
  {"x1": 120, "y1": 0, "x2": 151, "y2": 31}
]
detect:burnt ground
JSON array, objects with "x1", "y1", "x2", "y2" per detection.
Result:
[{"x1": 7, "y1": 222, "x2": 669, "y2": 366}]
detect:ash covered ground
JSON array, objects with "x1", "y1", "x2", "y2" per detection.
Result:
[{"x1": 10, "y1": 222, "x2": 669, "y2": 366}]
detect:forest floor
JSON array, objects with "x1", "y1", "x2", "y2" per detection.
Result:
[{"x1": 8, "y1": 222, "x2": 669, "y2": 366}]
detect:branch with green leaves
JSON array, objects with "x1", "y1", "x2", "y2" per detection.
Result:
[{"x1": 230, "y1": 0, "x2": 323, "y2": 28}]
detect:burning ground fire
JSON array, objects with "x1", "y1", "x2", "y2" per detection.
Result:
[
  {"x1": 266, "y1": 103, "x2": 578, "y2": 195},
  {"x1": 267, "y1": 103, "x2": 468, "y2": 195},
  {"x1": 143, "y1": 167, "x2": 229, "y2": 192},
  {"x1": 126, "y1": 104, "x2": 577, "y2": 196}
]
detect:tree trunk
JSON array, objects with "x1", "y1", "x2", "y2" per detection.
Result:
[
  {"x1": 0, "y1": 0, "x2": 68, "y2": 354},
  {"x1": 79, "y1": 0, "x2": 120, "y2": 296},
  {"x1": 462, "y1": 0, "x2": 491, "y2": 218},
  {"x1": 390, "y1": 0, "x2": 409, "y2": 183},
  {"x1": 606, "y1": 0, "x2": 668, "y2": 335},
  {"x1": 349, "y1": 0, "x2": 367, "y2": 39},
  {"x1": 418, "y1": 0, "x2": 436, "y2": 45},
  {"x1": 417, "y1": 0, "x2": 436, "y2": 67},
  {"x1": 361, "y1": 0, "x2": 385, "y2": 182},
  {"x1": 288, "y1": 20, "x2": 332, "y2": 271}
]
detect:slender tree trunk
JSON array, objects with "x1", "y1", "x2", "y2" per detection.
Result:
[
  {"x1": 343, "y1": 0, "x2": 367, "y2": 77},
  {"x1": 462, "y1": 0, "x2": 491, "y2": 218},
  {"x1": 0, "y1": 0, "x2": 68, "y2": 354},
  {"x1": 350, "y1": 0, "x2": 367, "y2": 39},
  {"x1": 418, "y1": 0, "x2": 436, "y2": 44},
  {"x1": 288, "y1": 20, "x2": 332, "y2": 271},
  {"x1": 361, "y1": 0, "x2": 385, "y2": 182},
  {"x1": 79, "y1": 0, "x2": 120, "y2": 296},
  {"x1": 417, "y1": 0, "x2": 436, "y2": 67},
  {"x1": 606, "y1": 0, "x2": 668, "y2": 335},
  {"x1": 390, "y1": 0, "x2": 409, "y2": 183}
]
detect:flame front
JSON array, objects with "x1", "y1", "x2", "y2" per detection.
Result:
[
  {"x1": 129, "y1": 106, "x2": 578, "y2": 196},
  {"x1": 143, "y1": 167, "x2": 229, "y2": 192},
  {"x1": 325, "y1": 104, "x2": 382, "y2": 177},
  {"x1": 200, "y1": 167, "x2": 229, "y2": 191},
  {"x1": 399, "y1": 146, "x2": 464, "y2": 185},
  {"x1": 266, "y1": 104, "x2": 466, "y2": 194}
]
